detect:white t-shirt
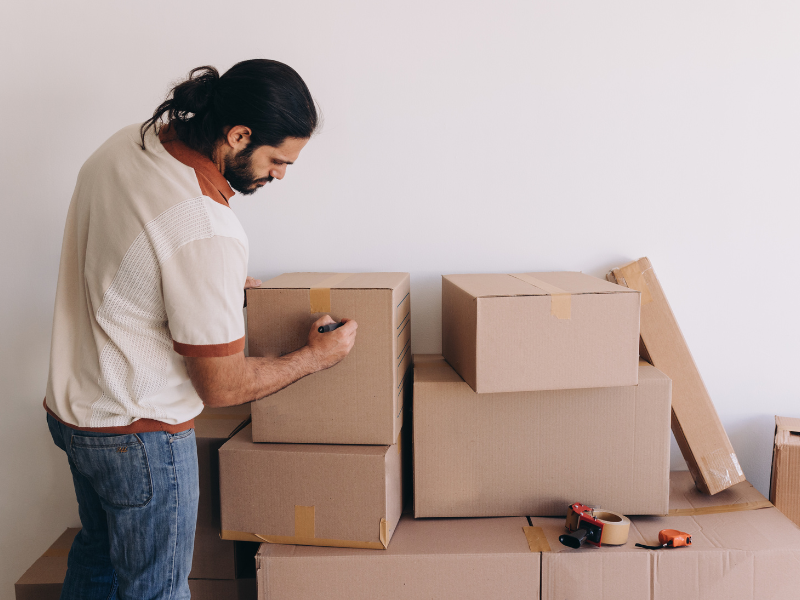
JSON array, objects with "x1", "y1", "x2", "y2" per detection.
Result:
[{"x1": 45, "y1": 123, "x2": 248, "y2": 432}]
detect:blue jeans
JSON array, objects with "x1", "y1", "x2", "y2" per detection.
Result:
[{"x1": 47, "y1": 413, "x2": 199, "y2": 600}]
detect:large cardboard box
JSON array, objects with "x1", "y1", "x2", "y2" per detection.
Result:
[
  {"x1": 247, "y1": 272, "x2": 411, "y2": 445},
  {"x1": 531, "y1": 471, "x2": 796, "y2": 600},
  {"x1": 14, "y1": 528, "x2": 256, "y2": 600},
  {"x1": 413, "y1": 355, "x2": 671, "y2": 517},
  {"x1": 192, "y1": 405, "x2": 257, "y2": 579},
  {"x1": 608, "y1": 257, "x2": 745, "y2": 494},
  {"x1": 770, "y1": 415, "x2": 800, "y2": 527},
  {"x1": 442, "y1": 271, "x2": 640, "y2": 393},
  {"x1": 255, "y1": 514, "x2": 539, "y2": 600},
  {"x1": 219, "y1": 424, "x2": 403, "y2": 549}
]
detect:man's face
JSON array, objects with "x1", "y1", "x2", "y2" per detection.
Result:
[{"x1": 224, "y1": 136, "x2": 309, "y2": 196}]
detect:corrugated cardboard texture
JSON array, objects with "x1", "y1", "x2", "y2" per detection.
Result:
[
  {"x1": 192, "y1": 407, "x2": 254, "y2": 579},
  {"x1": 442, "y1": 272, "x2": 640, "y2": 393},
  {"x1": 413, "y1": 355, "x2": 671, "y2": 517},
  {"x1": 255, "y1": 514, "x2": 539, "y2": 600},
  {"x1": 608, "y1": 257, "x2": 745, "y2": 495},
  {"x1": 770, "y1": 416, "x2": 800, "y2": 527},
  {"x1": 219, "y1": 424, "x2": 403, "y2": 549},
  {"x1": 534, "y1": 472, "x2": 800, "y2": 600},
  {"x1": 247, "y1": 272, "x2": 410, "y2": 445},
  {"x1": 14, "y1": 527, "x2": 256, "y2": 600}
]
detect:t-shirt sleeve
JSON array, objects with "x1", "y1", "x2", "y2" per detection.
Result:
[{"x1": 161, "y1": 235, "x2": 247, "y2": 357}]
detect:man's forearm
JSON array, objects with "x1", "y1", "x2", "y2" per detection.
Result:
[{"x1": 185, "y1": 347, "x2": 320, "y2": 408}]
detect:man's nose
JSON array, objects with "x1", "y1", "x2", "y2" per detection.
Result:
[{"x1": 271, "y1": 165, "x2": 287, "y2": 180}]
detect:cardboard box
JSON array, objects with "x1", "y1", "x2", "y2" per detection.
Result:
[
  {"x1": 770, "y1": 416, "x2": 800, "y2": 527},
  {"x1": 192, "y1": 405, "x2": 257, "y2": 579},
  {"x1": 607, "y1": 257, "x2": 745, "y2": 495},
  {"x1": 247, "y1": 272, "x2": 410, "y2": 445},
  {"x1": 255, "y1": 514, "x2": 539, "y2": 600},
  {"x1": 441, "y1": 271, "x2": 640, "y2": 393},
  {"x1": 219, "y1": 424, "x2": 403, "y2": 549},
  {"x1": 531, "y1": 471, "x2": 796, "y2": 600},
  {"x1": 413, "y1": 355, "x2": 671, "y2": 517},
  {"x1": 14, "y1": 528, "x2": 256, "y2": 600}
]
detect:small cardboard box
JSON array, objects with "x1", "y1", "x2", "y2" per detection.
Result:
[
  {"x1": 608, "y1": 257, "x2": 745, "y2": 494},
  {"x1": 531, "y1": 472, "x2": 797, "y2": 600},
  {"x1": 255, "y1": 514, "x2": 539, "y2": 600},
  {"x1": 442, "y1": 272, "x2": 640, "y2": 393},
  {"x1": 247, "y1": 272, "x2": 411, "y2": 445},
  {"x1": 192, "y1": 405, "x2": 257, "y2": 579},
  {"x1": 219, "y1": 424, "x2": 403, "y2": 549},
  {"x1": 770, "y1": 416, "x2": 800, "y2": 527},
  {"x1": 14, "y1": 528, "x2": 256, "y2": 600},
  {"x1": 413, "y1": 355, "x2": 671, "y2": 517}
]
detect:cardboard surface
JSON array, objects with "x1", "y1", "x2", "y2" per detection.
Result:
[
  {"x1": 219, "y1": 424, "x2": 403, "y2": 549},
  {"x1": 192, "y1": 406, "x2": 255, "y2": 579},
  {"x1": 441, "y1": 271, "x2": 640, "y2": 393},
  {"x1": 413, "y1": 355, "x2": 671, "y2": 517},
  {"x1": 247, "y1": 272, "x2": 410, "y2": 445},
  {"x1": 770, "y1": 415, "x2": 800, "y2": 527},
  {"x1": 189, "y1": 578, "x2": 257, "y2": 600},
  {"x1": 608, "y1": 257, "x2": 745, "y2": 495},
  {"x1": 255, "y1": 514, "x2": 539, "y2": 600},
  {"x1": 533, "y1": 472, "x2": 800, "y2": 600}
]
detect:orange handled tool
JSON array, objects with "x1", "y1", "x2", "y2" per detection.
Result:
[{"x1": 635, "y1": 529, "x2": 692, "y2": 549}]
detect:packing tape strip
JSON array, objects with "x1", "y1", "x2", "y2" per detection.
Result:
[
  {"x1": 509, "y1": 274, "x2": 571, "y2": 319},
  {"x1": 668, "y1": 500, "x2": 772, "y2": 517},
  {"x1": 295, "y1": 505, "x2": 315, "y2": 538},
  {"x1": 309, "y1": 273, "x2": 353, "y2": 313},
  {"x1": 221, "y1": 517, "x2": 389, "y2": 550},
  {"x1": 594, "y1": 510, "x2": 631, "y2": 545},
  {"x1": 614, "y1": 260, "x2": 653, "y2": 305},
  {"x1": 523, "y1": 526, "x2": 551, "y2": 552}
]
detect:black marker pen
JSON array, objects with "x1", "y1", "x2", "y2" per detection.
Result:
[{"x1": 318, "y1": 322, "x2": 344, "y2": 333}]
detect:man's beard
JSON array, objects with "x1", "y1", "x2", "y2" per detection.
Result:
[{"x1": 224, "y1": 146, "x2": 273, "y2": 196}]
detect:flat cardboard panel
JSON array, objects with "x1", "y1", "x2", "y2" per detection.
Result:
[
  {"x1": 535, "y1": 473, "x2": 800, "y2": 600},
  {"x1": 770, "y1": 416, "x2": 800, "y2": 527},
  {"x1": 255, "y1": 514, "x2": 539, "y2": 600},
  {"x1": 219, "y1": 424, "x2": 403, "y2": 549},
  {"x1": 608, "y1": 257, "x2": 745, "y2": 495},
  {"x1": 247, "y1": 272, "x2": 410, "y2": 444},
  {"x1": 442, "y1": 272, "x2": 640, "y2": 393},
  {"x1": 14, "y1": 529, "x2": 76, "y2": 600},
  {"x1": 413, "y1": 355, "x2": 671, "y2": 517},
  {"x1": 191, "y1": 408, "x2": 252, "y2": 579}
]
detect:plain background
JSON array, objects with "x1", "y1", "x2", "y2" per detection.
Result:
[{"x1": 2, "y1": 0, "x2": 799, "y2": 597}]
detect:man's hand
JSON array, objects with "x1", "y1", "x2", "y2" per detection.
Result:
[
  {"x1": 184, "y1": 313, "x2": 358, "y2": 407},
  {"x1": 306, "y1": 315, "x2": 358, "y2": 371},
  {"x1": 245, "y1": 276, "x2": 262, "y2": 289}
]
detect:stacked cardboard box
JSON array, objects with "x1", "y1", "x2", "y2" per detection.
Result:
[
  {"x1": 219, "y1": 273, "x2": 410, "y2": 549},
  {"x1": 254, "y1": 473, "x2": 800, "y2": 600},
  {"x1": 422, "y1": 271, "x2": 672, "y2": 516},
  {"x1": 770, "y1": 416, "x2": 800, "y2": 527}
]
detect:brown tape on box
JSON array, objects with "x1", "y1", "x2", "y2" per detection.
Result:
[
  {"x1": 509, "y1": 274, "x2": 571, "y2": 319},
  {"x1": 614, "y1": 262, "x2": 653, "y2": 305},
  {"x1": 523, "y1": 526, "x2": 551, "y2": 552},
  {"x1": 668, "y1": 500, "x2": 773, "y2": 517},
  {"x1": 309, "y1": 273, "x2": 353, "y2": 313},
  {"x1": 221, "y1": 505, "x2": 389, "y2": 550}
]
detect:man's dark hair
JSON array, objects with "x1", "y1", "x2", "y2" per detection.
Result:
[{"x1": 140, "y1": 59, "x2": 319, "y2": 155}]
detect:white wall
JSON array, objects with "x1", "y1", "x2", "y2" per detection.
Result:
[{"x1": 2, "y1": 0, "x2": 799, "y2": 597}]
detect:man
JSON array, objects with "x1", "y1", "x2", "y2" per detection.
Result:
[{"x1": 45, "y1": 59, "x2": 357, "y2": 599}]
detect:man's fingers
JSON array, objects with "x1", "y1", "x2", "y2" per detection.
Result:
[{"x1": 312, "y1": 314, "x2": 336, "y2": 328}]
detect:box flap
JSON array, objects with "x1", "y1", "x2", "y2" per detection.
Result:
[
  {"x1": 258, "y1": 272, "x2": 408, "y2": 290},
  {"x1": 413, "y1": 354, "x2": 464, "y2": 384},
  {"x1": 443, "y1": 272, "x2": 637, "y2": 299},
  {"x1": 776, "y1": 415, "x2": 800, "y2": 436},
  {"x1": 222, "y1": 424, "x2": 390, "y2": 458}
]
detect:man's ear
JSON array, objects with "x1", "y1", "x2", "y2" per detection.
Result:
[{"x1": 225, "y1": 125, "x2": 252, "y2": 151}]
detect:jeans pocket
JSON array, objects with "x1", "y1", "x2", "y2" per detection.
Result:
[{"x1": 71, "y1": 434, "x2": 153, "y2": 508}]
